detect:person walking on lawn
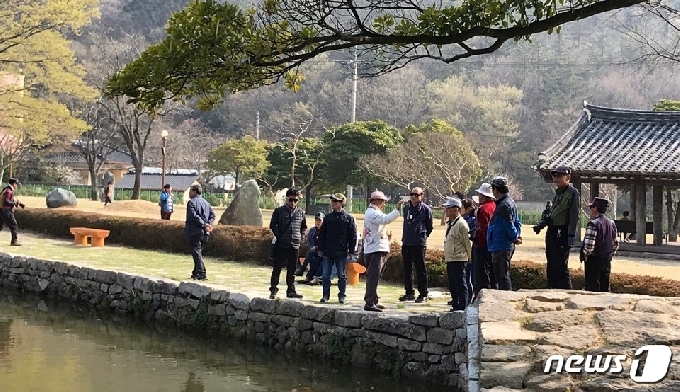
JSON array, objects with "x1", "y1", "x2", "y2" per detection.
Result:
[
  {"x1": 363, "y1": 190, "x2": 404, "y2": 312},
  {"x1": 443, "y1": 197, "x2": 472, "y2": 311},
  {"x1": 160, "y1": 184, "x2": 174, "y2": 220},
  {"x1": 400, "y1": 187, "x2": 434, "y2": 303},
  {"x1": 183, "y1": 185, "x2": 215, "y2": 280},
  {"x1": 0, "y1": 178, "x2": 25, "y2": 246},
  {"x1": 317, "y1": 192, "x2": 357, "y2": 304},
  {"x1": 268, "y1": 188, "x2": 307, "y2": 299},
  {"x1": 104, "y1": 181, "x2": 113, "y2": 206}
]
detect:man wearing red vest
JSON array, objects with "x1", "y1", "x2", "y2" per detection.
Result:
[{"x1": 0, "y1": 178, "x2": 25, "y2": 246}]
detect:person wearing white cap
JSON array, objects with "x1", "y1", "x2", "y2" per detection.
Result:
[
  {"x1": 443, "y1": 197, "x2": 472, "y2": 311},
  {"x1": 362, "y1": 190, "x2": 404, "y2": 312},
  {"x1": 472, "y1": 183, "x2": 497, "y2": 296}
]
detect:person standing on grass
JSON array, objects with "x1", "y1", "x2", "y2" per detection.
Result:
[
  {"x1": 269, "y1": 188, "x2": 307, "y2": 299},
  {"x1": 160, "y1": 184, "x2": 174, "y2": 220},
  {"x1": 104, "y1": 181, "x2": 113, "y2": 206},
  {"x1": 461, "y1": 198, "x2": 476, "y2": 304},
  {"x1": 183, "y1": 185, "x2": 215, "y2": 281},
  {"x1": 400, "y1": 186, "x2": 434, "y2": 303},
  {"x1": 0, "y1": 178, "x2": 24, "y2": 246},
  {"x1": 581, "y1": 197, "x2": 618, "y2": 292},
  {"x1": 473, "y1": 183, "x2": 496, "y2": 297},
  {"x1": 317, "y1": 192, "x2": 357, "y2": 304},
  {"x1": 362, "y1": 190, "x2": 403, "y2": 312},
  {"x1": 487, "y1": 176, "x2": 522, "y2": 291},
  {"x1": 443, "y1": 197, "x2": 472, "y2": 311}
]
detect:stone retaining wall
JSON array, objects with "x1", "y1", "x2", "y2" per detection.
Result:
[
  {"x1": 0, "y1": 254, "x2": 468, "y2": 391},
  {"x1": 471, "y1": 289, "x2": 680, "y2": 392}
]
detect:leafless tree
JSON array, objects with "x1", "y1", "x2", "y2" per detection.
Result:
[{"x1": 268, "y1": 102, "x2": 317, "y2": 188}]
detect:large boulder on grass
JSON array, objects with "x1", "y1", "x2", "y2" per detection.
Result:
[
  {"x1": 46, "y1": 188, "x2": 77, "y2": 208},
  {"x1": 219, "y1": 179, "x2": 263, "y2": 226}
]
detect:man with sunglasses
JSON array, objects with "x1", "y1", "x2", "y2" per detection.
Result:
[
  {"x1": 400, "y1": 187, "x2": 434, "y2": 303},
  {"x1": 269, "y1": 188, "x2": 307, "y2": 299},
  {"x1": 317, "y1": 192, "x2": 357, "y2": 304},
  {"x1": 539, "y1": 165, "x2": 580, "y2": 289}
]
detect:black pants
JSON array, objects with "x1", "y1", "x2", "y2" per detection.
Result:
[
  {"x1": 189, "y1": 233, "x2": 208, "y2": 278},
  {"x1": 402, "y1": 245, "x2": 428, "y2": 297},
  {"x1": 474, "y1": 246, "x2": 496, "y2": 293},
  {"x1": 545, "y1": 226, "x2": 573, "y2": 289},
  {"x1": 0, "y1": 210, "x2": 18, "y2": 243},
  {"x1": 364, "y1": 252, "x2": 388, "y2": 306},
  {"x1": 270, "y1": 246, "x2": 299, "y2": 294},
  {"x1": 161, "y1": 211, "x2": 172, "y2": 220},
  {"x1": 584, "y1": 255, "x2": 611, "y2": 292},
  {"x1": 491, "y1": 249, "x2": 514, "y2": 291},
  {"x1": 447, "y1": 261, "x2": 468, "y2": 310},
  {"x1": 104, "y1": 196, "x2": 112, "y2": 205}
]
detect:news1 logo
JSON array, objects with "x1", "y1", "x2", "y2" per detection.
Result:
[{"x1": 544, "y1": 345, "x2": 673, "y2": 383}]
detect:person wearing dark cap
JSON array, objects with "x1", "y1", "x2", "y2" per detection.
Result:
[
  {"x1": 536, "y1": 165, "x2": 580, "y2": 289},
  {"x1": 317, "y1": 192, "x2": 357, "y2": 304},
  {"x1": 160, "y1": 184, "x2": 174, "y2": 220},
  {"x1": 400, "y1": 186, "x2": 434, "y2": 303},
  {"x1": 0, "y1": 178, "x2": 24, "y2": 246},
  {"x1": 269, "y1": 188, "x2": 307, "y2": 299},
  {"x1": 487, "y1": 176, "x2": 521, "y2": 291},
  {"x1": 580, "y1": 197, "x2": 618, "y2": 292}
]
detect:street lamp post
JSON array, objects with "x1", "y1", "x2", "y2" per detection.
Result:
[{"x1": 161, "y1": 129, "x2": 168, "y2": 189}]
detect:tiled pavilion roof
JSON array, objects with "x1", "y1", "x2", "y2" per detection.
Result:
[{"x1": 535, "y1": 103, "x2": 680, "y2": 182}]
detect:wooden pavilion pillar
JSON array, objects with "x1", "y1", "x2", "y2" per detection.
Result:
[
  {"x1": 590, "y1": 181, "x2": 599, "y2": 203},
  {"x1": 572, "y1": 180, "x2": 582, "y2": 241},
  {"x1": 653, "y1": 185, "x2": 664, "y2": 246},
  {"x1": 630, "y1": 183, "x2": 637, "y2": 219},
  {"x1": 635, "y1": 179, "x2": 647, "y2": 246}
]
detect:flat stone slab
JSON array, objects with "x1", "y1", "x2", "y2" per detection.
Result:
[
  {"x1": 565, "y1": 294, "x2": 637, "y2": 311},
  {"x1": 481, "y1": 321, "x2": 538, "y2": 344},
  {"x1": 523, "y1": 310, "x2": 592, "y2": 332},
  {"x1": 480, "y1": 361, "x2": 533, "y2": 389}
]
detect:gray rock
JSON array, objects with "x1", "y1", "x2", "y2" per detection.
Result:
[
  {"x1": 523, "y1": 310, "x2": 591, "y2": 332},
  {"x1": 439, "y1": 311, "x2": 466, "y2": 329},
  {"x1": 427, "y1": 328, "x2": 455, "y2": 345},
  {"x1": 218, "y1": 179, "x2": 263, "y2": 226},
  {"x1": 565, "y1": 294, "x2": 636, "y2": 311},
  {"x1": 335, "y1": 310, "x2": 365, "y2": 328},
  {"x1": 524, "y1": 374, "x2": 576, "y2": 392},
  {"x1": 397, "y1": 338, "x2": 422, "y2": 352},
  {"x1": 537, "y1": 325, "x2": 601, "y2": 350},
  {"x1": 46, "y1": 188, "x2": 77, "y2": 208},
  {"x1": 480, "y1": 321, "x2": 537, "y2": 344},
  {"x1": 250, "y1": 297, "x2": 277, "y2": 313},
  {"x1": 480, "y1": 345, "x2": 532, "y2": 362},
  {"x1": 302, "y1": 304, "x2": 335, "y2": 323},
  {"x1": 633, "y1": 299, "x2": 679, "y2": 314},
  {"x1": 480, "y1": 361, "x2": 533, "y2": 389},
  {"x1": 367, "y1": 332, "x2": 399, "y2": 348},
  {"x1": 178, "y1": 282, "x2": 212, "y2": 299},
  {"x1": 596, "y1": 310, "x2": 680, "y2": 346},
  {"x1": 478, "y1": 300, "x2": 522, "y2": 322},
  {"x1": 228, "y1": 293, "x2": 251, "y2": 311},
  {"x1": 524, "y1": 298, "x2": 563, "y2": 313},
  {"x1": 210, "y1": 290, "x2": 229, "y2": 303},
  {"x1": 409, "y1": 313, "x2": 439, "y2": 327},
  {"x1": 277, "y1": 300, "x2": 304, "y2": 317},
  {"x1": 524, "y1": 290, "x2": 572, "y2": 302},
  {"x1": 363, "y1": 316, "x2": 427, "y2": 341}
]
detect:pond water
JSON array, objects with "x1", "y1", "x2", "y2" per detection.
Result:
[{"x1": 0, "y1": 293, "x2": 441, "y2": 392}]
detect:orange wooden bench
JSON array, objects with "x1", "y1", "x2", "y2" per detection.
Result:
[{"x1": 69, "y1": 227, "x2": 111, "y2": 247}]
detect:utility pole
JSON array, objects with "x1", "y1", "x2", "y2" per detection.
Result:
[
  {"x1": 256, "y1": 111, "x2": 260, "y2": 140},
  {"x1": 351, "y1": 49, "x2": 358, "y2": 123}
]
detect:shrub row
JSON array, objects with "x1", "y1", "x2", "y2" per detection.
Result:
[
  {"x1": 15, "y1": 209, "x2": 274, "y2": 264},
  {"x1": 14, "y1": 208, "x2": 680, "y2": 297}
]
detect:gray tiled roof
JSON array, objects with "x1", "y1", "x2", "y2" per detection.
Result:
[
  {"x1": 114, "y1": 173, "x2": 199, "y2": 190},
  {"x1": 535, "y1": 104, "x2": 680, "y2": 179},
  {"x1": 45, "y1": 146, "x2": 132, "y2": 165}
]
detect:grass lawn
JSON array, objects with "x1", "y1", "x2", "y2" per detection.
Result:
[{"x1": 0, "y1": 231, "x2": 453, "y2": 313}]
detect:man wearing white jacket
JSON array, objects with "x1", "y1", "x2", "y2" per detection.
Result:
[{"x1": 363, "y1": 190, "x2": 404, "y2": 312}]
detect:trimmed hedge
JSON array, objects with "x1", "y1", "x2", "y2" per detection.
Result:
[
  {"x1": 14, "y1": 209, "x2": 274, "y2": 264},
  {"x1": 14, "y1": 208, "x2": 680, "y2": 297}
]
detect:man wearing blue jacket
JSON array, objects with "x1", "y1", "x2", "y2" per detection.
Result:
[
  {"x1": 400, "y1": 186, "x2": 434, "y2": 303},
  {"x1": 487, "y1": 177, "x2": 522, "y2": 291},
  {"x1": 183, "y1": 185, "x2": 216, "y2": 281}
]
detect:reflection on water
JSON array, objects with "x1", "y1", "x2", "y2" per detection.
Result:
[{"x1": 0, "y1": 292, "x2": 439, "y2": 392}]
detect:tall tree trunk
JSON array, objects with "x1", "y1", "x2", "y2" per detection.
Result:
[
  {"x1": 667, "y1": 188, "x2": 677, "y2": 242},
  {"x1": 132, "y1": 161, "x2": 143, "y2": 199},
  {"x1": 305, "y1": 184, "x2": 312, "y2": 214},
  {"x1": 89, "y1": 166, "x2": 99, "y2": 201}
]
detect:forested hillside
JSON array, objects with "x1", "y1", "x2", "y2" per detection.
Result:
[{"x1": 33, "y1": 1, "x2": 680, "y2": 199}]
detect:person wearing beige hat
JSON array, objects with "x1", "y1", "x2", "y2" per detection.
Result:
[
  {"x1": 472, "y1": 183, "x2": 496, "y2": 296},
  {"x1": 317, "y1": 192, "x2": 358, "y2": 304},
  {"x1": 443, "y1": 197, "x2": 472, "y2": 311},
  {"x1": 362, "y1": 190, "x2": 404, "y2": 312}
]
